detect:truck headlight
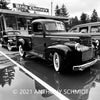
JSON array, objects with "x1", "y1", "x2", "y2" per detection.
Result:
[
  {"x1": 95, "y1": 40, "x2": 99, "y2": 46},
  {"x1": 92, "y1": 39, "x2": 99, "y2": 48},
  {"x1": 13, "y1": 37, "x2": 16, "y2": 40},
  {"x1": 75, "y1": 43, "x2": 81, "y2": 51}
]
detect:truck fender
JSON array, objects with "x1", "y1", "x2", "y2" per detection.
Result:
[
  {"x1": 18, "y1": 38, "x2": 25, "y2": 46},
  {"x1": 45, "y1": 44, "x2": 72, "y2": 60},
  {"x1": 18, "y1": 38, "x2": 32, "y2": 51}
]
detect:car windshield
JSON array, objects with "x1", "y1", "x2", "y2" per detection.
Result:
[{"x1": 45, "y1": 22, "x2": 66, "y2": 32}]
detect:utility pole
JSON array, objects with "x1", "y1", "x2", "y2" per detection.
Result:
[{"x1": 51, "y1": 1, "x2": 53, "y2": 16}]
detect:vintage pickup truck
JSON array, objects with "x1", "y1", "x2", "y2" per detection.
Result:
[{"x1": 17, "y1": 19, "x2": 98, "y2": 72}]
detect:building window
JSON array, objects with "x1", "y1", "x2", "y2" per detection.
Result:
[
  {"x1": 17, "y1": 18, "x2": 27, "y2": 31},
  {"x1": 5, "y1": 15, "x2": 17, "y2": 30}
]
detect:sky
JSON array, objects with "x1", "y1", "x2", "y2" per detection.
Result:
[{"x1": 9, "y1": 0, "x2": 100, "y2": 19}]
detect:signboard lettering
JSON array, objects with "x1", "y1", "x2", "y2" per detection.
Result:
[{"x1": 13, "y1": 3, "x2": 49, "y2": 13}]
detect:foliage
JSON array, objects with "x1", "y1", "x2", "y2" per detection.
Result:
[
  {"x1": 80, "y1": 12, "x2": 88, "y2": 24},
  {"x1": 91, "y1": 9, "x2": 98, "y2": 22},
  {"x1": 55, "y1": 5, "x2": 60, "y2": 16},
  {"x1": 55, "y1": 4, "x2": 69, "y2": 18},
  {"x1": 68, "y1": 16, "x2": 80, "y2": 29},
  {"x1": 69, "y1": 9, "x2": 100, "y2": 28},
  {"x1": 0, "y1": 0, "x2": 10, "y2": 9},
  {"x1": 60, "y1": 4, "x2": 69, "y2": 17}
]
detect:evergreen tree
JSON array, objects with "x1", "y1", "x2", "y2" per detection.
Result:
[
  {"x1": 55, "y1": 5, "x2": 60, "y2": 16},
  {"x1": 80, "y1": 12, "x2": 88, "y2": 24},
  {"x1": 60, "y1": 4, "x2": 69, "y2": 17},
  {"x1": 69, "y1": 16, "x2": 79, "y2": 28},
  {"x1": 73, "y1": 16, "x2": 79, "y2": 25},
  {"x1": 0, "y1": 0, "x2": 9, "y2": 9},
  {"x1": 91, "y1": 9, "x2": 98, "y2": 22},
  {"x1": 55, "y1": 4, "x2": 69, "y2": 18}
]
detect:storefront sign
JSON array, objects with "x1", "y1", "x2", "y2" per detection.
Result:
[{"x1": 13, "y1": 3, "x2": 49, "y2": 13}]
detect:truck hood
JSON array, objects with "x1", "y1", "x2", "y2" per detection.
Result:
[
  {"x1": 47, "y1": 32, "x2": 91, "y2": 38},
  {"x1": 46, "y1": 32, "x2": 91, "y2": 47}
]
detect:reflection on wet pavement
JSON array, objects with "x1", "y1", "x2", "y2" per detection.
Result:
[
  {"x1": 13, "y1": 56, "x2": 100, "y2": 100},
  {"x1": 0, "y1": 54, "x2": 15, "y2": 68},
  {"x1": 0, "y1": 54, "x2": 60, "y2": 100},
  {"x1": 1, "y1": 50, "x2": 100, "y2": 100},
  {"x1": 0, "y1": 65, "x2": 15, "y2": 87}
]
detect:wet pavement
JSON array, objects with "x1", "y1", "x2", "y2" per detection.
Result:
[
  {"x1": 14, "y1": 56, "x2": 100, "y2": 100},
  {"x1": 0, "y1": 46, "x2": 100, "y2": 100},
  {"x1": 0, "y1": 54, "x2": 60, "y2": 100}
]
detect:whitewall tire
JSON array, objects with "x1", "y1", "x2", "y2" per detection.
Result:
[
  {"x1": 7, "y1": 43, "x2": 12, "y2": 51},
  {"x1": 53, "y1": 52, "x2": 64, "y2": 72},
  {"x1": 19, "y1": 45, "x2": 26, "y2": 58}
]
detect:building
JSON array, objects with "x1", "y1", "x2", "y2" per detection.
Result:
[{"x1": 0, "y1": 9, "x2": 68, "y2": 37}]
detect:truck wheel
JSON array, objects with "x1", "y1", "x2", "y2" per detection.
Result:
[
  {"x1": 7, "y1": 43, "x2": 12, "y2": 51},
  {"x1": 53, "y1": 52, "x2": 64, "y2": 72},
  {"x1": 19, "y1": 45, "x2": 26, "y2": 58}
]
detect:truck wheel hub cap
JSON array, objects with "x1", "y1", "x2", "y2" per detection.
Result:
[
  {"x1": 7, "y1": 43, "x2": 12, "y2": 50},
  {"x1": 19, "y1": 46, "x2": 24, "y2": 56},
  {"x1": 54, "y1": 53, "x2": 60, "y2": 71}
]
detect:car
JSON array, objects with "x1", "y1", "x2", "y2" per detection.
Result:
[
  {"x1": 68, "y1": 22, "x2": 100, "y2": 33},
  {"x1": 68, "y1": 22, "x2": 100, "y2": 54},
  {"x1": 17, "y1": 19, "x2": 98, "y2": 72},
  {"x1": 1, "y1": 30, "x2": 21, "y2": 51}
]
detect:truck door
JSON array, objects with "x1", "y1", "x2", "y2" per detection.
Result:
[{"x1": 32, "y1": 22, "x2": 45, "y2": 54}]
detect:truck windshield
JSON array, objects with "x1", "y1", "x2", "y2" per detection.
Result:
[
  {"x1": 7, "y1": 31, "x2": 20, "y2": 35},
  {"x1": 45, "y1": 22, "x2": 66, "y2": 32}
]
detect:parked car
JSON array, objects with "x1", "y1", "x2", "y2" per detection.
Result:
[
  {"x1": 17, "y1": 19, "x2": 98, "y2": 72},
  {"x1": 68, "y1": 22, "x2": 100, "y2": 54},
  {"x1": 1, "y1": 30, "x2": 21, "y2": 51},
  {"x1": 68, "y1": 22, "x2": 100, "y2": 33}
]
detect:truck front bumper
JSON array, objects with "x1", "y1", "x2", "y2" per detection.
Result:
[{"x1": 73, "y1": 59, "x2": 98, "y2": 71}]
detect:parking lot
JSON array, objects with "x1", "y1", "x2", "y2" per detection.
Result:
[{"x1": 0, "y1": 45, "x2": 100, "y2": 100}]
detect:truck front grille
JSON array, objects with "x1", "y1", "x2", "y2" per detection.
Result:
[{"x1": 82, "y1": 48, "x2": 94, "y2": 61}]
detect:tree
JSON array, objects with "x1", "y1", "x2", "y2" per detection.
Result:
[
  {"x1": 91, "y1": 9, "x2": 98, "y2": 22},
  {"x1": 80, "y1": 12, "x2": 88, "y2": 24},
  {"x1": 69, "y1": 16, "x2": 79, "y2": 28},
  {"x1": 55, "y1": 4, "x2": 69, "y2": 18},
  {"x1": 0, "y1": 0, "x2": 10, "y2": 9},
  {"x1": 60, "y1": 4, "x2": 69, "y2": 17},
  {"x1": 73, "y1": 16, "x2": 79, "y2": 25},
  {"x1": 55, "y1": 5, "x2": 60, "y2": 16}
]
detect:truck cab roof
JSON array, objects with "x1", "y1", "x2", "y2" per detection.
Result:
[{"x1": 32, "y1": 19, "x2": 62, "y2": 23}]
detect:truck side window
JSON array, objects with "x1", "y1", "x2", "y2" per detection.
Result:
[{"x1": 32, "y1": 23, "x2": 43, "y2": 33}]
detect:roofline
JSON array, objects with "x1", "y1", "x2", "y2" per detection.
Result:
[
  {"x1": 75, "y1": 22, "x2": 100, "y2": 27},
  {"x1": 0, "y1": 9, "x2": 68, "y2": 21}
]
